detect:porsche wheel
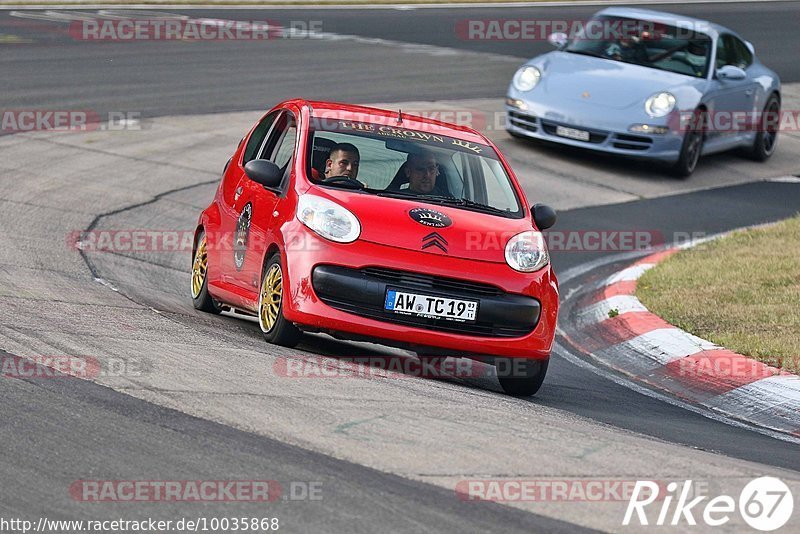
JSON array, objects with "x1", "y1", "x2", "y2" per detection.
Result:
[
  {"x1": 747, "y1": 95, "x2": 780, "y2": 161},
  {"x1": 496, "y1": 358, "x2": 548, "y2": 397},
  {"x1": 258, "y1": 253, "x2": 302, "y2": 347},
  {"x1": 672, "y1": 108, "x2": 706, "y2": 178},
  {"x1": 191, "y1": 231, "x2": 221, "y2": 314}
]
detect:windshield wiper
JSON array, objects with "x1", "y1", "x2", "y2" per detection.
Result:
[
  {"x1": 371, "y1": 190, "x2": 511, "y2": 215},
  {"x1": 418, "y1": 195, "x2": 511, "y2": 215},
  {"x1": 371, "y1": 189, "x2": 416, "y2": 199}
]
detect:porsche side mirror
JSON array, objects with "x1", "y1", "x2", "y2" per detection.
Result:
[
  {"x1": 532, "y1": 203, "x2": 557, "y2": 230},
  {"x1": 716, "y1": 65, "x2": 747, "y2": 81},
  {"x1": 244, "y1": 159, "x2": 283, "y2": 188},
  {"x1": 547, "y1": 32, "x2": 568, "y2": 49}
]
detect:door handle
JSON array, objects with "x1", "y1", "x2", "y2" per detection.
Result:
[
  {"x1": 234, "y1": 186, "x2": 243, "y2": 201},
  {"x1": 745, "y1": 89, "x2": 753, "y2": 96}
]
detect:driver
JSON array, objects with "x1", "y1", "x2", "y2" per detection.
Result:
[
  {"x1": 325, "y1": 143, "x2": 360, "y2": 180},
  {"x1": 605, "y1": 34, "x2": 645, "y2": 62}
]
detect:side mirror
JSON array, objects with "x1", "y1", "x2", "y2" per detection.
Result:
[
  {"x1": 716, "y1": 65, "x2": 747, "y2": 81},
  {"x1": 244, "y1": 159, "x2": 283, "y2": 188},
  {"x1": 532, "y1": 203, "x2": 557, "y2": 230},
  {"x1": 547, "y1": 32, "x2": 569, "y2": 49}
]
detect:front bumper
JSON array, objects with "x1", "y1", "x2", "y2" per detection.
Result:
[
  {"x1": 312, "y1": 265, "x2": 541, "y2": 338},
  {"x1": 506, "y1": 104, "x2": 684, "y2": 162},
  {"x1": 280, "y1": 224, "x2": 558, "y2": 359}
]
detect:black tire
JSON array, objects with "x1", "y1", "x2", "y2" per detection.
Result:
[
  {"x1": 746, "y1": 95, "x2": 780, "y2": 161},
  {"x1": 258, "y1": 253, "x2": 302, "y2": 348},
  {"x1": 191, "y1": 230, "x2": 221, "y2": 314},
  {"x1": 496, "y1": 358, "x2": 549, "y2": 397},
  {"x1": 671, "y1": 108, "x2": 706, "y2": 178}
]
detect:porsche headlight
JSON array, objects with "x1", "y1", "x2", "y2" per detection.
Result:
[
  {"x1": 645, "y1": 92, "x2": 676, "y2": 118},
  {"x1": 297, "y1": 194, "x2": 360, "y2": 243},
  {"x1": 512, "y1": 66, "x2": 541, "y2": 92},
  {"x1": 505, "y1": 231, "x2": 549, "y2": 272}
]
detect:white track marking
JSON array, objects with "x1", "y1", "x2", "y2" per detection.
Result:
[
  {"x1": 605, "y1": 263, "x2": 655, "y2": 284},
  {"x1": 554, "y1": 339, "x2": 800, "y2": 445},
  {"x1": 9, "y1": 8, "x2": 523, "y2": 61},
  {"x1": 767, "y1": 175, "x2": 800, "y2": 183},
  {"x1": 703, "y1": 376, "x2": 800, "y2": 434},
  {"x1": 575, "y1": 294, "x2": 648, "y2": 325},
  {"x1": 594, "y1": 328, "x2": 718, "y2": 370}
]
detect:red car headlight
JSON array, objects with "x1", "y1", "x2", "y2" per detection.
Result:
[
  {"x1": 297, "y1": 194, "x2": 361, "y2": 244},
  {"x1": 505, "y1": 230, "x2": 549, "y2": 272}
]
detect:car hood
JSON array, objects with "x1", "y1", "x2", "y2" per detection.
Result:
[
  {"x1": 534, "y1": 51, "x2": 706, "y2": 109},
  {"x1": 312, "y1": 188, "x2": 532, "y2": 263}
]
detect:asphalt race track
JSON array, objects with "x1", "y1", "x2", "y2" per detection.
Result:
[
  {"x1": 1, "y1": 2, "x2": 799, "y2": 532},
  {"x1": 2, "y1": 1, "x2": 800, "y2": 117}
]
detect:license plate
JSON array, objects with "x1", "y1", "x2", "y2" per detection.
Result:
[
  {"x1": 384, "y1": 290, "x2": 478, "y2": 322},
  {"x1": 555, "y1": 125, "x2": 590, "y2": 141}
]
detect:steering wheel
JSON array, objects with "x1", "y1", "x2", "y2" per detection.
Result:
[
  {"x1": 324, "y1": 175, "x2": 364, "y2": 190},
  {"x1": 648, "y1": 43, "x2": 688, "y2": 63}
]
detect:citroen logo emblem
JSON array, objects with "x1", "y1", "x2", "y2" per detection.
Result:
[{"x1": 421, "y1": 232, "x2": 448, "y2": 253}]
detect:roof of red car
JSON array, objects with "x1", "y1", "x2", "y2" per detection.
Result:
[{"x1": 295, "y1": 99, "x2": 490, "y2": 145}]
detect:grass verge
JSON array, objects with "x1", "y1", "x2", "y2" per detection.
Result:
[{"x1": 637, "y1": 215, "x2": 800, "y2": 374}]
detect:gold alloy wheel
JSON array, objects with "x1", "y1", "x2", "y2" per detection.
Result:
[
  {"x1": 191, "y1": 236, "x2": 208, "y2": 299},
  {"x1": 259, "y1": 263, "x2": 283, "y2": 332}
]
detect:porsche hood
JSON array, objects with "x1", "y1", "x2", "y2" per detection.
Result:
[{"x1": 532, "y1": 51, "x2": 706, "y2": 110}]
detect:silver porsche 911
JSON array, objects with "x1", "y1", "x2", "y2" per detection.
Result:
[{"x1": 506, "y1": 7, "x2": 781, "y2": 177}]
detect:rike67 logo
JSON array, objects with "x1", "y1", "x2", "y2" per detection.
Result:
[{"x1": 624, "y1": 477, "x2": 793, "y2": 530}]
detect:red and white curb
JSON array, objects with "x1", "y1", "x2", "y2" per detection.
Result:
[{"x1": 565, "y1": 248, "x2": 800, "y2": 437}]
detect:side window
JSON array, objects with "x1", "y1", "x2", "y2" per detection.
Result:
[
  {"x1": 271, "y1": 124, "x2": 297, "y2": 170},
  {"x1": 732, "y1": 36, "x2": 753, "y2": 68},
  {"x1": 252, "y1": 112, "x2": 298, "y2": 192},
  {"x1": 258, "y1": 112, "x2": 297, "y2": 166},
  {"x1": 715, "y1": 36, "x2": 728, "y2": 69},
  {"x1": 718, "y1": 35, "x2": 750, "y2": 70},
  {"x1": 243, "y1": 112, "x2": 278, "y2": 163},
  {"x1": 479, "y1": 158, "x2": 519, "y2": 212}
]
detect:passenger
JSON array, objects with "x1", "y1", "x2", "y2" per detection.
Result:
[
  {"x1": 404, "y1": 150, "x2": 439, "y2": 195},
  {"x1": 325, "y1": 143, "x2": 360, "y2": 180}
]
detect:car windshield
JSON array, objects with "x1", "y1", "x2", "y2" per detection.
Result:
[
  {"x1": 306, "y1": 117, "x2": 524, "y2": 218},
  {"x1": 565, "y1": 15, "x2": 712, "y2": 78}
]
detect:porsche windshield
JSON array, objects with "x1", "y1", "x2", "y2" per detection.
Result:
[
  {"x1": 306, "y1": 118, "x2": 524, "y2": 218},
  {"x1": 565, "y1": 16, "x2": 712, "y2": 78}
]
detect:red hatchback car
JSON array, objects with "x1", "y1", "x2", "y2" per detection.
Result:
[{"x1": 191, "y1": 100, "x2": 559, "y2": 396}]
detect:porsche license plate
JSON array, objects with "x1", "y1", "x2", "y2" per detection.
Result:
[
  {"x1": 555, "y1": 125, "x2": 590, "y2": 141},
  {"x1": 384, "y1": 290, "x2": 478, "y2": 322}
]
